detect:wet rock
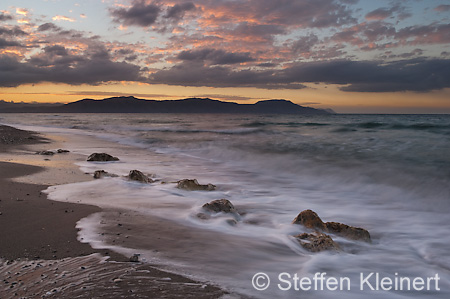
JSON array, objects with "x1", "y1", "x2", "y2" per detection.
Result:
[
  {"x1": 56, "y1": 149, "x2": 70, "y2": 153},
  {"x1": 128, "y1": 170, "x2": 153, "y2": 183},
  {"x1": 294, "y1": 232, "x2": 340, "y2": 252},
  {"x1": 292, "y1": 209, "x2": 327, "y2": 230},
  {"x1": 326, "y1": 222, "x2": 371, "y2": 243},
  {"x1": 93, "y1": 170, "x2": 118, "y2": 179},
  {"x1": 129, "y1": 254, "x2": 140, "y2": 262},
  {"x1": 177, "y1": 179, "x2": 216, "y2": 191},
  {"x1": 36, "y1": 150, "x2": 55, "y2": 155},
  {"x1": 87, "y1": 153, "x2": 119, "y2": 162},
  {"x1": 292, "y1": 209, "x2": 371, "y2": 243},
  {"x1": 202, "y1": 199, "x2": 237, "y2": 214}
]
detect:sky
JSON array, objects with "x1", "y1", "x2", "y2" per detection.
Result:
[{"x1": 0, "y1": 0, "x2": 449, "y2": 113}]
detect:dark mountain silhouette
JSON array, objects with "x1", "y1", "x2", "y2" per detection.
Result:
[{"x1": 0, "y1": 96, "x2": 334, "y2": 114}]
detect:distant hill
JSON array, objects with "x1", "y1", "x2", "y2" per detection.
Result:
[{"x1": 0, "y1": 96, "x2": 334, "y2": 114}]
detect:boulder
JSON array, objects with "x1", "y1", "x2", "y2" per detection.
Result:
[
  {"x1": 128, "y1": 170, "x2": 153, "y2": 183},
  {"x1": 177, "y1": 179, "x2": 216, "y2": 191},
  {"x1": 36, "y1": 150, "x2": 55, "y2": 155},
  {"x1": 202, "y1": 199, "x2": 237, "y2": 214},
  {"x1": 326, "y1": 222, "x2": 371, "y2": 243},
  {"x1": 87, "y1": 153, "x2": 119, "y2": 162},
  {"x1": 292, "y1": 209, "x2": 327, "y2": 230},
  {"x1": 292, "y1": 209, "x2": 371, "y2": 243},
  {"x1": 57, "y1": 149, "x2": 70, "y2": 153},
  {"x1": 93, "y1": 170, "x2": 119, "y2": 179},
  {"x1": 294, "y1": 232, "x2": 340, "y2": 252}
]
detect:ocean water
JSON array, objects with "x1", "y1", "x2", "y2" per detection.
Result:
[{"x1": 1, "y1": 113, "x2": 450, "y2": 298}]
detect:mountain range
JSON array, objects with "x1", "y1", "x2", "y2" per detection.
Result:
[{"x1": 0, "y1": 96, "x2": 334, "y2": 114}]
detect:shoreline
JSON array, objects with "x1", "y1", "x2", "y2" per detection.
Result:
[{"x1": 0, "y1": 125, "x2": 228, "y2": 298}]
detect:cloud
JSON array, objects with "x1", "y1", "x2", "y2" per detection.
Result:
[
  {"x1": 148, "y1": 58, "x2": 450, "y2": 92},
  {"x1": 0, "y1": 45, "x2": 145, "y2": 87},
  {"x1": 37, "y1": 22, "x2": 62, "y2": 31},
  {"x1": 0, "y1": 37, "x2": 22, "y2": 48},
  {"x1": 177, "y1": 48, "x2": 255, "y2": 65},
  {"x1": 110, "y1": 1, "x2": 161, "y2": 27},
  {"x1": 52, "y1": 15, "x2": 76, "y2": 22},
  {"x1": 282, "y1": 59, "x2": 450, "y2": 92},
  {"x1": 15, "y1": 8, "x2": 29, "y2": 16},
  {"x1": 0, "y1": 25, "x2": 27, "y2": 36},
  {"x1": 435, "y1": 5, "x2": 450, "y2": 12},
  {"x1": 165, "y1": 2, "x2": 196, "y2": 20},
  {"x1": 0, "y1": 13, "x2": 14, "y2": 21},
  {"x1": 291, "y1": 34, "x2": 319, "y2": 55}
]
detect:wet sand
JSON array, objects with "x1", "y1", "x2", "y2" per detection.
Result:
[{"x1": 0, "y1": 125, "x2": 228, "y2": 298}]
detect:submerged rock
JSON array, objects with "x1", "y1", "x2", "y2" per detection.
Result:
[
  {"x1": 36, "y1": 150, "x2": 55, "y2": 155},
  {"x1": 128, "y1": 170, "x2": 153, "y2": 183},
  {"x1": 87, "y1": 153, "x2": 119, "y2": 162},
  {"x1": 57, "y1": 149, "x2": 70, "y2": 153},
  {"x1": 129, "y1": 254, "x2": 140, "y2": 263},
  {"x1": 93, "y1": 170, "x2": 119, "y2": 179},
  {"x1": 326, "y1": 222, "x2": 371, "y2": 243},
  {"x1": 292, "y1": 209, "x2": 327, "y2": 230},
  {"x1": 202, "y1": 199, "x2": 237, "y2": 214},
  {"x1": 294, "y1": 232, "x2": 340, "y2": 252},
  {"x1": 292, "y1": 209, "x2": 371, "y2": 243},
  {"x1": 177, "y1": 179, "x2": 216, "y2": 191}
]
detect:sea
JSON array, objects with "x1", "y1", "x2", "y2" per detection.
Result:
[{"x1": 1, "y1": 113, "x2": 449, "y2": 298}]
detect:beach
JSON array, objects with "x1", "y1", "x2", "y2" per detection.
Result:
[{"x1": 0, "y1": 125, "x2": 227, "y2": 298}]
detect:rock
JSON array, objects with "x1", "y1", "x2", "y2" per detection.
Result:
[
  {"x1": 128, "y1": 170, "x2": 153, "y2": 183},
  {"x1": 93, "y1": 170, "x2": 118, "y2": 179},
  {"x1": 87, "y1": 153, "x2": 119, "y2": 162},
  {"x1": 292, "y1": 209, "x2": 327, "y2": 230},
  {"x1": 129, "y1": 254, "x2": 140, "y2": 262},
  {"x1": 56, "y1": 149, "x2": 70, "y2": 153},
  {"x1": 292, "y1": 209, "x2": 371, "y2": 243},
  {"x1": 326, "y1": 222, "x2": 371, "y2": 243},
  {"x1": 36, "y1": 150, "x2": 55, "y2": 155},
  {"x1": 177, "y1": 179, "x2": 216, "y2": 191},
  {"x1": 202, "y1": 199, "x2": 237, "y2": 214},
  {"x1": 294, "y1": 232, "x2": 340, "y2": 252}
]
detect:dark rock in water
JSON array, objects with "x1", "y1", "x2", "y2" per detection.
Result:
[
  {"x1": 326, "y1": 222, "x2": 371, "y2": 243},
  {"x1": 57, "y1": 149, "x2": 70, "y2": 153},
  {"x1": 292, "y1": 209, "x2": 371, "y2": 243},
  {"x1": 202, "y1": 199, "x2": 237, "y2": 214},
  {"x1": 294, "y1": 232, "x2": 340, "y2": 252},
  {"x1": 128, "y1": 170, "x2": 153, "y2": 183},
  {"x1": 36, "y1": 150, "x2": 55, "y2": 155},
  {"x1": 93, "y1": 170, "x2": 119, "y2": 179},
  {"x1": 177, "y1": 179, "x2": 216, "y2": 191},
  {"x1": 129, "y1": 254, "x2": 140, "y2": 262},
  {"x1": 87, "y1": 153, "x2": 119, "y2": 162},
  {"x1": 292, "y1": 209, "x2": 327, "y2": 230}
]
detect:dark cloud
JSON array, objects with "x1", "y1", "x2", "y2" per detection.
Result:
[
  {"x1": 37, "y1": 22, "x2": 62, "y2": 32},
  {"x1": 110, "y1": 1, "x2": 161, "y2": 27},
  {"x1": 0, "y1": 38, "x2": 22, "y2": 49},
  {"x1": 283, "y1": 59, "x2": 450, "y2": 92},
  {"x1": 149, "y1": 61, "x2": 305, "y2": 89},
  {"x1": 0, "y1": 50, "x2": 144, "y2": 87},
  {"x1": 291, "y1": 34, "x2": 319, "y2": 55},
  {"x1": 165, "y1": 2, "x2": 196, "y2": 20},
  {"x1": 177, "y1": 48, "x2": 255, "y2": 65},
  {"x1": 148, "y1": 58, "x2": 450, "y2": 92},
  {"x1": 0, "y1": 13, "x2": 13, "y2": 22},
  {"x1": 44, "y1": 45, "x2": 69, "y2": 56},
  {"x1": 0, "y1": 26, "x2": 27, "y2": 36}
]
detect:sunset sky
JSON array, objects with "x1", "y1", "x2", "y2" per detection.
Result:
[{"x1": 0, "y1": 0, "x2": 449, "y2": 113}]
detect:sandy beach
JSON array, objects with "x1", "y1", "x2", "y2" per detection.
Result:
[{"x1": 0, "y1": 125, "x2": 228, "y2": 298}]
